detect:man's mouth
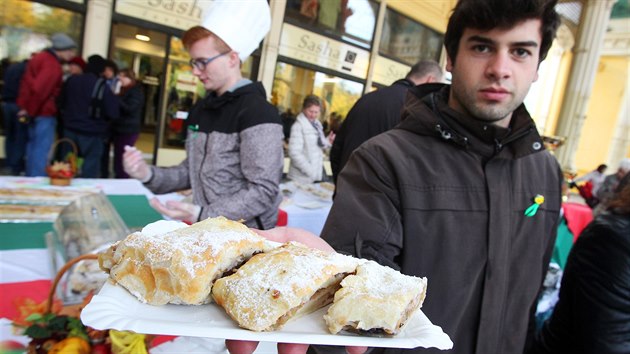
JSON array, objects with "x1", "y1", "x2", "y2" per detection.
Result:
[{"x1": 479, "y1": 87, "x2": 510, "y2": 101}]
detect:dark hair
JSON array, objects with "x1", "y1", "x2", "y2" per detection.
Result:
[
  {"x1": 596, "y1": 164, "x2": 608, "y2": 173},
  {"x1": 407, "y1": 60, "x2": 443, "y2": 81},
  {"x1": 104, "y1": 59, "x2": 119, "y2": 75},
  {"x1": 444, "y1": 0, "x2": 560, "y2": 64},
  {"x1": 607, "y1": 173, "x2": 630, "y2": 215},
  {"x1": 86, "y1": 54, "x2": 106, "y2": 76},
  {"x1": 302, "y1": 94, "x2": 321, "y2": 109}
]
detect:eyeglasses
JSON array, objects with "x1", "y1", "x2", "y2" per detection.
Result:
[{"x1": 189, "y1": 51, "x2": 230, "y2": 71}]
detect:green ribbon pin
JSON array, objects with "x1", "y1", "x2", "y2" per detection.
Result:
[
  {"x1": 189, "y1": 124, "x2": 199, "y2": 139},
  {"x1": 524, "y1": 194, "x2": 545, "y2": 217}
]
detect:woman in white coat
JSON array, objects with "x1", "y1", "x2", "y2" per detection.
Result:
[{"x1": 287, "y1": 95, "x2": 332, "y2": 183}]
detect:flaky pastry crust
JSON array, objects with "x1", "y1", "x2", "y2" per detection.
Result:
[
  {"x1": 212, "y1": 242, "x2": 359, "y2": 331},
  {"x1": 99, "y1": 216, "x2": 270, "y2": 305}
]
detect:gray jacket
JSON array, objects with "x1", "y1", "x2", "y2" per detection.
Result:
[{"x1": 145, "y1": 82, "x2": 284, "y2": 229}]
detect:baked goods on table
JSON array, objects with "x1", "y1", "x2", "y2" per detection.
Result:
[
  {"x1": 69, "y1": 257, "x2": 110, "y2": 294},
  {"x1": 97, "y1": 217, "x2": 428, "y2": 336},
  {"x1": 324, "y1": 260, "x2": 428, "y2": 335},
  {"x1": 212, "y1": 242, "x2": 358, "y2": 331},
  {"x1": 0, "y1": 204, "x2": 65, "y2": 221},
  {"x1": 99, "y1": 217, "x2": 272, "y2": 305},
  {"x1": 0, "y1": 187, "x2": 94, "y2": 205}
]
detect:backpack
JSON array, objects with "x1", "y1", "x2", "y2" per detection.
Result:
[{"x1": 88, "y1": 77, "x2": 108, "y2": 120}]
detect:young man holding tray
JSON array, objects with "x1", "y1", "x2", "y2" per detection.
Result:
[{"x1": 232, "y1": 0, "x2": 563, "y2": 353}]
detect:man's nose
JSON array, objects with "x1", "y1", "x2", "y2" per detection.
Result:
[{"x1": 485, "y1": 52, "x2": 512, "y2": 80}]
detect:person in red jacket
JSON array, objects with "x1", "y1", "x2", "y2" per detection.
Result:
[{"x1": 16, "y1": 33, "x2": 77, "y2": 176}]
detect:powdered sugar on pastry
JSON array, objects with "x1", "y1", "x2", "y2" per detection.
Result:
[
  {"x1": 99, "y1": 216, "x2": 271, "y2": 305},
  {"x1": 324, "y1": 260, "x2": 428, "y2": 335},
  {"x1": 212, "y1": 242, "x2": 359, "y2": 331}
]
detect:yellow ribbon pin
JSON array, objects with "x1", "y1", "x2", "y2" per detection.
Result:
[{"x1": 525, "y1": 194, "x2": 544, "y2": 217}]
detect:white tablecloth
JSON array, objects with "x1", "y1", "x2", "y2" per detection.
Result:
[{"x1": 279, "y1": 182, "x2": 333, "y2": 236}]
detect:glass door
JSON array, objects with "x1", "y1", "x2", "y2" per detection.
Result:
[
  {"x1": 110, "y1": 23, "x2": 168, "y2": 155},
  {"x1": 160, "y1": 36, "x2": 205, "y2": 149}
]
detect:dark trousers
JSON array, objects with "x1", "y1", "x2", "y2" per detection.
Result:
[
  {"x1": 112, "y1": 132, "x2": 139, "y2": 178},
  {"x1": 2, "y1": 102, "x2": 28, "y2": 175},
  {"x1": 100, "y1": 133, "x2": 112, "y2": 178},
  {"x1": 63, "y1": 129, "x2": 105, "y2": 178}
]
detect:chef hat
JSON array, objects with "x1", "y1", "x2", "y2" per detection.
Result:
[{"x1": 201, "y1": 0, "x2": 271, "y2": 61}]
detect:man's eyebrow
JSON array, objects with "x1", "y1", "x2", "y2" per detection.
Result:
[{"x1": 467, "y1": 35, "x2": 539, "y2": 48}]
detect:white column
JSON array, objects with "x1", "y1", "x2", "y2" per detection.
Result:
[
  {"x1": 82, "y1": 0, "x2": 114, "y2": 57},
  {"x1": 607, "y1": 81, "x2": 630, "y2": 167},
  {"x1": 364, "y1": 0, "x2": 388, "y2": 93},
  {"x1": 554, "y1": 0, "x2": 617, "y2": 171},
  {"x1": 258, "y1": 0, "x2": 287, "y2": 99}
]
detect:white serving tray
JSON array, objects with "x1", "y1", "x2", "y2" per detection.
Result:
[{"x1": 82, "y1": 282, "x2": 453, "y2": 350}]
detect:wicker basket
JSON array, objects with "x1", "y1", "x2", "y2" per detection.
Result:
[
  {"x1": 23, "y1": 254, "x2": 101, "y2": 354},
  {"x1": 22, "y1": 255, "x2": 151, "y2": 353},
  {"x1": 47, "y1": 254, "x2": 99, "y2": 314},
  {"x1": 47, "y1": 138, "x2": 79, "y2": 186}
]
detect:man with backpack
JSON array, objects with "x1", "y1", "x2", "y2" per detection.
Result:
[{"x1": 58, "y1": 55, "x2": 120, "y2": 177}]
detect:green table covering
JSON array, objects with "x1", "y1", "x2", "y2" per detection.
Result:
[
  {"x1": 551, "y1": 216, "x2": 574, "y2": 270},
  {"x1": 107, "y1": 195, "x2": 162, "y2": 230},
  {"x1": 0, "y1": 195, "x2": 162, "y2": 251},
  {"x1": 0, "y1": 222, "x2": 52, "y2": 250}
]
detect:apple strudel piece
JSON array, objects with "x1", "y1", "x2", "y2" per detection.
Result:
[
  {"x1": 99, "y1": 216, "x2": 272, "y2": 305},
  {"x1": 324, "y1": 260, "x2": 427, "y2": 336},
  {"x1": 212, "y1": 242, "x2": 359, "y2": 331}
]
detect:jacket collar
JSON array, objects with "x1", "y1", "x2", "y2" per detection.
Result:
[
  {"x1": 398, "y1": 84, "x2": 545, "y2": 159},
  {"x1": 202, "y1": 81, "x2": 264, "y2": 110}
]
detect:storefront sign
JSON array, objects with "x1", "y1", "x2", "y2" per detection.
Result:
[
  {"x1": 371, "y1": 56, "x2": 411, "y2": 86},
  {"x1": 279, "y1": 23, "x2": 369, "y2": 80},
  {"x1": 115, "y1": 0, "x2": 209, "y2": 31}
]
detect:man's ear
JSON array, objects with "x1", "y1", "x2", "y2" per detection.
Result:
[
  {"x1": 229, "y1": 51, "x2": 241, "y2": 68},
  {"x1": 446, "y1": 55, "x2": 454, "y2": 72}
]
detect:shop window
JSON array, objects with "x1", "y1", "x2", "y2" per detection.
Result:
[
  {"x1": 285, "y1": 0, "x2": 378, "y2": 49},
  {"x1": 379, "y1": 8, "x2": 443, "y2": 65},
  {"x1": 0, "y1": 0, "x2": 83, "y2": 61},
  {"x1": 272, "y1": 61, "x2": 363, "y2": 127}
]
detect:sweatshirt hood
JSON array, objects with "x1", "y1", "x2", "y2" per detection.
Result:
[
  {"x1": 397, "y1": 83, "x2": 546, "y2": 160},
  {"x1": 203, "y1": 81, "x2": 268, "y2": 110}
]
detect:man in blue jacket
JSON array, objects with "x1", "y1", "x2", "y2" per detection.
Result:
[{"x1": 59, "y1": 55, "x2": 120, "y2": 178}]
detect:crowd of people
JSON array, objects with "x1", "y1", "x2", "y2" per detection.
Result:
[
  {"x1": 1, "y1": 34, "x2": 145, "y2": 179},
  {"x1": 1, "y1": 0, "x2": 629, "y2": 353}
]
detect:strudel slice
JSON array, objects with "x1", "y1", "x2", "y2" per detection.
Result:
[
  {"x1": 324, "y1": 260, "x2": 427, "y2": 335},
  {"x1": 99, "y1": 216, "x2": 271, "y2": 305},
  {"x1": 212, "y1": 242, "x2": 359, "y2": 331}
]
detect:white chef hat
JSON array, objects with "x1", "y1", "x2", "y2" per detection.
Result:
[{"x1": 201, "y1": 0, "x2": 271, "y2": 61}]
